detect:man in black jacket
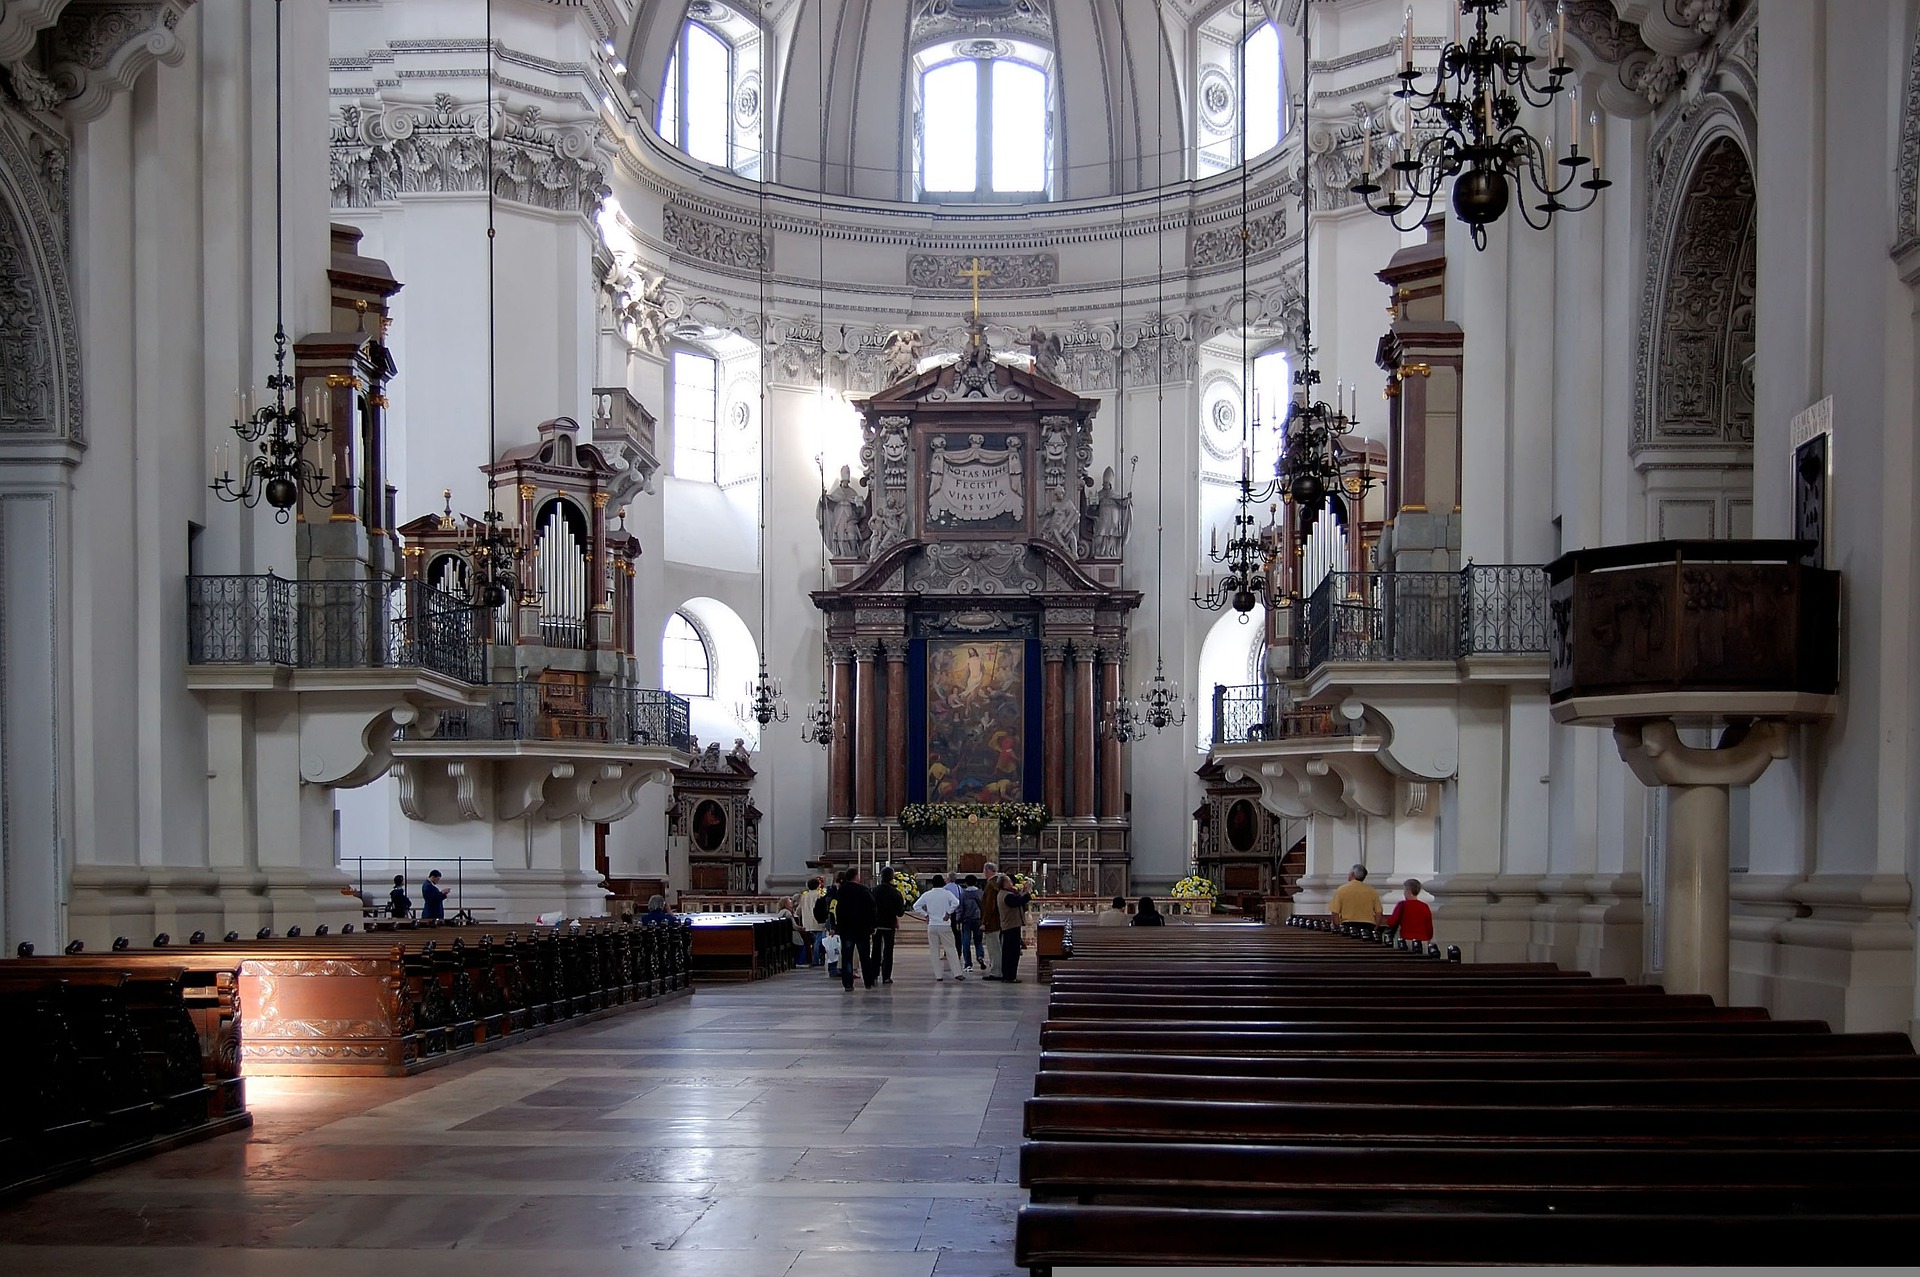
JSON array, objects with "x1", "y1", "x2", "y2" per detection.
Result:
[
  {"x1": 870, "y1": 865, "x2": 905, "y2": 986},
  {"x1": 830, "y1": 867, "x2": 879, "y2": 991}
]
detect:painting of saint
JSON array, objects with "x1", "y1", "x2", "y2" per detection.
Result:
[{"x1": 926, "y1": 639, "x2": 1025, "y2": 803}]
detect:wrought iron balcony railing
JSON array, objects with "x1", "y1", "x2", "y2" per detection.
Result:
[
  {"x1": 1211, "y1": 683, "x2": 1360, "y2": 747},
  {"x1": 424, "y1": 681, "x2": 691, "y2": 753},
  {"x1": 188, "y1": 574, "x2": 487, "y2": 685},
  {"x1": 1302, "y1": 565, "x2": 1548, "y2": 669}
]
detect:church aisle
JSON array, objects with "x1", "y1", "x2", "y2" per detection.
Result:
[{"x1": 0, "y1": 955, "x2": 1049, "y2": 1277}]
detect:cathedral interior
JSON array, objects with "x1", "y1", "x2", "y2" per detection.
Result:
[{"x1": 0, "y1": 0, "x2": 1919, "y2": 1268}]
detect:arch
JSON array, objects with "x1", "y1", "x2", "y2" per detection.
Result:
[
  {"x1": 662, "y1": 610, "x2": 713, "y2": 698},
  {"x1": 0, "y1": 124, "x2": 80, "y2": 441},
  {"x1": 1633, "y1": 97, "x2": 1756, "y2": 455},
  {"x1": 1651, "y1": 138, "x2": 1755, "y2": 449},
  {"x1": 1897, "y1": 16, "x2": 1920, "y2": 259},
  {"x1": 673, "y1": 596, "x2": 762, "y2": 748},
  {"x1": 1195, "y1": 603, "x2": 1266, "y2": 754}
]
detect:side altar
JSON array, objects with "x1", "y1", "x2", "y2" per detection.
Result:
[{"x1": 810, "y1": 320, "x2": 1139, "y2": 898}]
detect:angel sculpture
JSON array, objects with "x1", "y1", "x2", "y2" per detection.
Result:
[{"x1": 882, "y1": 328, "x2": 924, "y2": 385}]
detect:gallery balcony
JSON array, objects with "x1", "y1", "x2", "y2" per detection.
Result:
[
  {"x1": 186, "y1": 573, "x2": 488, "y2": 693},
  {"x1": 389, "y1": 682, "x2": 692, "y2": 825},
  {"x1": 1296, "y1": 564, "x2": 1550, "y2": 675},
  {"x1": 1207, "y1": 683, "x2": 1391, "y2": 822}
]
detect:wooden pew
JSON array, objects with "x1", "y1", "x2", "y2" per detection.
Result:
[
  {"x1": 0, "y1": 966, "x2": 252, "y2": 1201},
  {"x1": 1013, "y1": 923, "x2": 1920, "y2": 1271},
  {"x1": 16, "y1": 919, "x2": 695, "y2": 1077}
]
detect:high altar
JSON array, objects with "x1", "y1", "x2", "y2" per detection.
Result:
[{"x1": 812, "y1": 322, "x2": 1138, "y2": 897}]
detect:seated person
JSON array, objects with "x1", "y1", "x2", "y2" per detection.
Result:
[
  {"x1": 639, "y1": 894, "x2": 676, "y2": 925},
  {"x1": 1328, "y1": 863, "x2": 1382, "y2": 928},
  {"x1": 1130, "y1": 896, "x2": 1166, "y2": 927},
  {"x1": 1094, "y1": 895, "x2": 1129, "y2": 926},
  {"x1": 1386, "y1": 878, "x2": 1434, "y2": 942}
]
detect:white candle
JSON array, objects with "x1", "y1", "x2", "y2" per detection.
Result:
[
  {"x1": 1402, "y1": 9, "x2": 1413, "y2": 69},
  {"x1": 1361, "y1": 127, "x2": 1372, "y2": 177},
  {"x1": 1555, "y1": 1, "x2": 1567, "y2": 65},
  {"x1": 1590, "y1": 110, "x2": 1602, "y2": 172}
]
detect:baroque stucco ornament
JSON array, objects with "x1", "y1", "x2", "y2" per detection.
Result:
[{"x1": 329, "y1": 95, "x2": 609, "y2": 215}]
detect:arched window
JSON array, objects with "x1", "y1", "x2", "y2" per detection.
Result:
[
  {"x1": 663, "y1": 612, "x2": 713, "y2": 698},
  {"x1": 672, "y1": 348, "x2": 719, "y2": 482},
  {"x1": 658, "y1": 9, "x2": 764, "y2": 178},
  {"x1": 1196, "y1": 16, "x2": 1287, "y2": 176},
  {"x1": 914, "y1": 39, "x2": 1055, "y2": 200}
]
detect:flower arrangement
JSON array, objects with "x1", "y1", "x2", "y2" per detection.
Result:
[
  {"x1": 1171, "y1": 874, "x2": 1219, "y2": 901},
  {"x1": 1008, "y1": 871, "x2": 1040, "y2": 899},
  {"x1": 897, "y1": 801, "x2": 1050, "y2": 832},
  {"x1": 889, "y1": 869, "x2": 921, "y2": 910}
]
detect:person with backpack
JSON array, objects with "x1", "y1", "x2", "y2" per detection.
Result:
[
  {"x1": 956, "y1": 874, "x2": 985, "y2": 970},
  {"x1": 798, "y1": 876, "x2": 828, "y2": 969}
]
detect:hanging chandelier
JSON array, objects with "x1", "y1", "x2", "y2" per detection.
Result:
[
  {"x1": 1103, "y1": 688, "x2": 1142, "y2": 743},
  {"x1": 1351, "y1": 1, "x2": 1607, "y2": 249},
  {"x1": 1138, "y1": 656, "x2": 1186, "y2": 732},
  {"x1": 461, "y1": 506, "x2": 522, "y2": 610},
  {"x1": 800, "y1": 674, "x2": 834, "y2": 745},
  {"x1": 211, "y1": 0, "x2": 334, "y2": 522}
]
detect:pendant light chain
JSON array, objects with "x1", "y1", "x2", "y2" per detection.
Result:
[{"x1": 1139, "y1": 0, "x2": 1183, "y2": 732}]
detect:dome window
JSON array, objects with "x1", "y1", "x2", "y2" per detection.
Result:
[
  {"x1": 658, "y1": 6, "x2": 764, "y2": 179},
  {"x1": 1197, "y1": 13, "x2": 1287, "y2": 176},
  {"x1": 913, "y1": 38, "x2": 1055, "y2": 201}
]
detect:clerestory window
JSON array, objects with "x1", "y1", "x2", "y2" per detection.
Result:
[
  {"x1": 663, "y1": 611, "x2": 713, "y2": 699},
  {"x1": 1197, "y1": 15, "x2": 1287, "y2": 176},
  {"x1": 671, "y1": 349, "x2": 719, "y2": 482},
  {"x1": 658, "y1": 10, "x2": 764, "y2": 178},
  {"x1": 914, "y1": 40, "x2": 1055, "y2": 200}
]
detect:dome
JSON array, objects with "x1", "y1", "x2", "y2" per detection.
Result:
[{"x1": 625, "y1": 0, "x2": 1293, "y2": 204}]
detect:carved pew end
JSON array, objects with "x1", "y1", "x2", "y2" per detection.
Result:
[
  {"x1": 255, "y1": 928, "x2": 272, "y2": 941},
  {"x1": 113, "y1": 937, "x2": 131, "y2": 951},
  {"x1": 64, "y1": 940, "x2": 84, "y2": 955},
  {"x1": 223, "y1": 932, "x2": 240, "y2": 942},
  {"x1": 154, "y1": 933, "x2": 171, "y2": 947},
  {"x1": 190, "y1": 931, "x2": 207, "y2": 944},
  {"x1": 1446, "y1": 945, "x2": 1462, "y2": 963},
  {"x1": 285, "y1": 927, "x2": 302, "y2": 938},
  {"x1": 14, "y1": 942, "x2": 32, "y2": 957},
  {"x1": 315, "y1": 926, "x2": 330, "y2": 937},
  {"x1": 342, "y1": 924, "x2": 355, "y2": 934}
]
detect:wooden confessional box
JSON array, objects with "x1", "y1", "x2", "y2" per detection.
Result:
[{"x1": 667, "y1": 740, "x2": 761, "y2": 895}]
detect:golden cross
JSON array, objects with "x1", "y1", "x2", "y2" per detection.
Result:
[{"x1": 958, "y1": 256, "x2": 992, "y2": 323}]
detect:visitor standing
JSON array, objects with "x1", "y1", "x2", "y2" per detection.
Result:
[
  {"x1": 911, "y1": 875, "x2": 966, "y2": 980},
  {"x1": 956, "y1": 874, "x2": 985, "y2": 969},
  {"x1": 996, "y1": 873, "x2": 1034, "y2": 982},
  {"x1": 832, "y1": 867, "x2": 879, "y2": 991},
  {"x1": 980, "y1": 862, "x2": 1004, "y2": 979},
  {"x1": 420, "y1": 870, "x2": 447, "y2": 921},
  {"x1": 798, "y1": 876, "x2": 827, "y2": 968},
  {"x1": 872, "y1": 865, "x2": 905, "y2": 985}
]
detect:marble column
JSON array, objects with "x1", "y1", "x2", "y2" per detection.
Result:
[
  {"x1": 855, "y1": 643, "x2": 879, "y2": 819},
  {"x1": 1042, "y1": 640, "x2": 1067, "y2": 816},
  {"x1": 1613, "y1": 718, "x2": 1791, "y2": 1005},
  {"x1": 884, "y1": 639, "x2": 909, "y2": 817},
  {"x1": 1098, "y1": 645, "x2": 1124, "y2": 820},
  {"x1": 828, "y1": 643, "x2": 855, "y2": 820},
  {"x1": 1072, "y1": 642, "x2": 1096, "y2": 819}
]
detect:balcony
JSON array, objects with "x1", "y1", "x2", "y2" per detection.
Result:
[
  {"x1": 1210, "y1": 684, "x2": 1359, "y2": 747},
  {"x1": 1301, "y1": 565, "x2": 1549, "y2": 671},
  {"x1": 188, "y1": 574, "x2": 488, "y2": 686},
  {"x1": 426, "y1": 682, "x2": 691, "y2": 753}
]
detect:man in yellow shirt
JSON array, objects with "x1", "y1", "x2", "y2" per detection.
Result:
[{"x1": 1328, "y1": 864, "x2": 1382, "y2": 927}]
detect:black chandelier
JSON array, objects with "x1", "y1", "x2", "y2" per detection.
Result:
[
  {"x1": 468, "y1": 0, "x2": 522, "y2": 612},
  {"x1": 1351, "y1": 0, "x2": 1607, "y2": 249},
  {"x1": 211, "y1": 0, "x2": 333, "y2": 522}
]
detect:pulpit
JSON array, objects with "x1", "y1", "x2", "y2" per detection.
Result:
[{"x1": 810, "y1": 321, "x2": 1137, "y2": 895}]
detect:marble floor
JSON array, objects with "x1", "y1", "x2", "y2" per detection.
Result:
[{"x1": 0, "y1": 945, "x2": 1049, "y2": 1277}]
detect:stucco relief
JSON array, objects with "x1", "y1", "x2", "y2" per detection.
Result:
[
  {"x1": 662, "y1": 204, "x2": 767, "y2": 271},
  {"x1": 0, "y1": 118, "x2": 78, "y2": 441},
  {"x1": 1637, "y1": 133, "x2": 1754, "y2": 453},
  {"x1": 1190, "y1": 206, "x2": 1287, "y2": 269},
  {"x1": 1897, "y1": 21, "x2": 1920, "y2": 260},
  {"x1": 329, "y1": 95, "x2": 609, "y2": 214},
  {"x1": 43, "y1": 0, "x2": 193, "y2": 123},
  {"x1": 910, "y1": 543, "x2": 1043, "y2": 596},
  {"x1": 906, "y1": 252, "x2": 1057, "y2": 291}
]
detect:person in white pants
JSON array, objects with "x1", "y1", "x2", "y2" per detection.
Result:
[{"x1": 911, "y1": 876, "x2": 966, "y2": 981}]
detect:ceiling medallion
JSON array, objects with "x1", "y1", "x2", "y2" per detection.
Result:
[{"x1": 957, "y1": 38, "x2": 1013, "y2": 60}]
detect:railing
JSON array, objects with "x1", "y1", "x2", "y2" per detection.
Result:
[
  {"x1": 426, "y1": 681, "x2": 691, "y2": 752},
  {"x1": 1210, "y1": 684, "x2": 1358, "y2": 746},
  {"x1": 188, "y1": 574, "x2": 488, "y2": 684},
  {"x1": 1303, "y1": 565, "x2": 1547, "y2": 669}
]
